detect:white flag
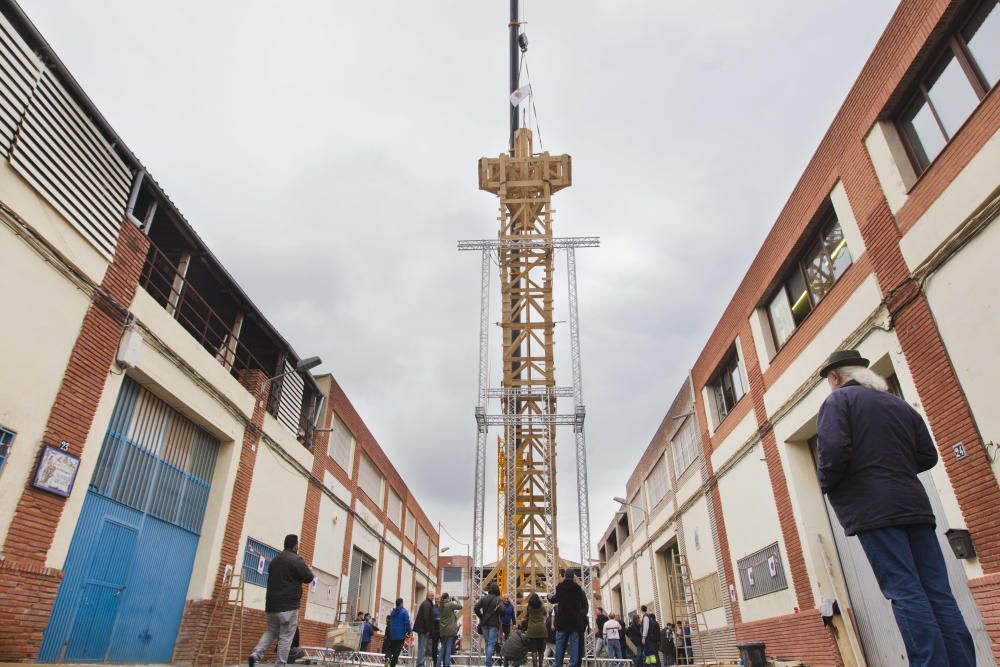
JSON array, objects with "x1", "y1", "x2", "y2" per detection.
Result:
[{"x1": 510, "y1": 84, "x2": 531, "y2": 107}]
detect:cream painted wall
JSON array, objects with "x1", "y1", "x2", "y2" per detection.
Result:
[
  {"x1": 314, "y1": 489, "x2": 349, "y2": 575},
  {"x1": 899, "y1": 127, "x2": 1000, "y2": 269},
  {"x1": 674, "y1": 465, "x2": 702, "y2": 507},
  {"x1": 262, "y1": 412, "x2": 314, "y2": 471},
  {"x1": 399, "y1": 563, "x2": 414, "y2": 607},
  {"x1": 0, "y1": 161, "x2": 109, "y2": 285},
  {"x1": 381, "y1": 549, "x2": 401, "y2": 604},
  {"x1": 864, "y1": 121, "x2": 917, "y2": 215},
  {"x1": 924, "y1": 215, "x2": 1000, "y2": 489},
  {"x1": 241, "y1": 442, "x2": 310, "y2": 611},
  {"x1": 680, "y1": 497, "x2": 716, "y2": 581},
  {"x1": 0, "y1": 224, "x2": 93, "y2": 548},
  {"x1": 829, "y1": 181, "x2": 866, "y2": 257},
  {"x1": 749, "y1": 309, "x2": 774, "y2": 372},
  {"x1": 762, "y1": 274, "x2": 883, "y2": 416},
  {"x1": 717, "y1": 450, "x2": 798, "y2": 621},
  {"x1": 709, "y1": 410, "x2": 758, "y2": 473}
]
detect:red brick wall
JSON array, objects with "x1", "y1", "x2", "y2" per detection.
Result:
[
  {"x1": 968, "y1": 574, "x2": 1000, "y2": 662},
  {"x1": 735, "y1": 610, "x2": 843, "y2": 667},
  {"x1": 0, "y1": 221, "x2": 149, "y2": 662}
]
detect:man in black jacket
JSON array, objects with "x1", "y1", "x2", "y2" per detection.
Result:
[
  {"x1": 249, "y1": 534, "x2": 315, "y2": 667},
  {"x1": 547, "y1": 571, "x2": 587, "y2": 667},
  {"x1": 413, "y1": 592, "x2": 435, "y2": 667},
  {"x1": 817, "y1": 350, "x2": 974, "y2": 667}
]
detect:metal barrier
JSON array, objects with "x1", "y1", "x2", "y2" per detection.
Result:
[{"x1": 297, "y1": 650, "x2": 634, "y2": 667}]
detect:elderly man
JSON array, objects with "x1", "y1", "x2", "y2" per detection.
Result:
[{"x1": 816, "y1": 350, "x2": 975, "y2": 667}]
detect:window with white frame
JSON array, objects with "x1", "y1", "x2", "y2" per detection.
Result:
[
  {"x1": 357, "y1": 453, "x2": 383, "y2": 503},
  {"x1": 897, "y1": 0, "x2": 999, "y2": 173},
  {"x1": 406, "y1": 509, "x2": 416, "y2": 543},
  {"x1": 387, "y1": 489, "x2": 403, "y2": 527},
  {"x1": 645, "y1": 454, "x2": 671, "y2": 508},
  {"x1": 327, "y1": 412, "x2": 354, "y2": 472},
  {"x1": 672, "y1": 417, "x2": 701, "y2": 476}
]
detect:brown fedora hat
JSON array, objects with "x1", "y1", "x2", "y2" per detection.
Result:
[{"x1": 819, "y1": 349, "x2": 870, "y2": 378}]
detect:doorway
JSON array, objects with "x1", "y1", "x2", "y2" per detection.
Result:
[
  {"x1": 39, "y1": 378, "x2": 219, "y2": 663},
  {"x1": 347, "y1": 547, "x2": 376, "y2": 619}
]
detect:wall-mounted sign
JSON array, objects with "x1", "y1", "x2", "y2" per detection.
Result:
[
  {"x1": 746, "y1": 566, "x2": 754, "y2": 586},
  {"x1": 768, "y1": 556, "x2": 778, "y2": 577},
  {"x1": 33, "y1": 445, "x2": 80, "y2": 497},
  {"x1": 257, "y1": 555, "x2": 266, "y2": 575},
  {"x1": 953, "y1": 442, "x2": 967, "y2": 460},
  {"x1": 729, "y1": 584, "x2": 737, "y2": 603},
  {"x1": 310, "y1": 578, "x2": 318, "y2": 593}
]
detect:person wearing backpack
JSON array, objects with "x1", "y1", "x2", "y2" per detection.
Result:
[
  {"x1": 475, "y1": 583, "x2": 503, "y2": 667},
  {"x1": 641, "y1": 612, "x2": 661, "y2": 667}
]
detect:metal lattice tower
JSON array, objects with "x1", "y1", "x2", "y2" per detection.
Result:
[{"x1": 460, "y1": 167, "x2": 598, "y2": 654}]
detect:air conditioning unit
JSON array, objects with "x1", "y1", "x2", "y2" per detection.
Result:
[{"x1": 117, "y1": 324, "x2": 143, "y2": 369}]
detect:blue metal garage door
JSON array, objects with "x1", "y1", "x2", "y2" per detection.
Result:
[{"x1": 40, "y1": 378, "x2": 219, "y2": 663}]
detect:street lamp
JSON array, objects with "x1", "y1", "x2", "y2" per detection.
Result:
[
  {"x1": 266, "y1": 356, "x2": 322, "y2": 382},
  {"x1": 614, "y1": 496, "x2": 662, "y2": 624}
]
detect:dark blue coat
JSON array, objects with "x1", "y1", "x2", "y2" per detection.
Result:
[
  {"x1": 816, "y1": 381, "x2": 938, "y2": 536},
  {"x1": 388, "y1": 606, "x2": 412, "y2": 640}
]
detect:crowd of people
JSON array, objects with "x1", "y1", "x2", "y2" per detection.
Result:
[{"x1": 243, "y1": 541, "x2": 695, "y2": 667}]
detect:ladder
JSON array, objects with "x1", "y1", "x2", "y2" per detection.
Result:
[
  {"x1": 669, "y1": 552, "x2": 720, "y2": 665},
  {"x1": 194, "y1": 570, "x2": 246, "y2": 666}
]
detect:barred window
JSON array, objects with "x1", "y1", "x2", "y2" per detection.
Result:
[
  {"x1": 388, "y1": 489, "x2": 403, "y2": 526},
  {"x1": 0, "y1": 427, "x2": 14, "y2": 476},
  {"x1": 327, "y1": 412, "x2": 355, "y2": 472},
  {"x1": 243, "y1": 537, "x2": 280, "y2": 588},
  {"x1": 672, "y1": 417, "x2": 701, "y2": 476},
  {"x1": 357, "y1": 453, "x2": 383, "y2": 504},
  {"x1": 645, "y1": 454, "x2": 671, "y2": 508}
]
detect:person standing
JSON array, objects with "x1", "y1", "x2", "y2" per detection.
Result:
[
  {"x1": 475, "y1": 583, "x2": 503, "y2": 667},
  {"x1": 594, "y1": 607, "x2": 609, "y2": 658},
  {"x1": 386, "y1": 598, "x2": 412, "y2": 667},
  {"x1": 360, "y1": 614, "x2": 374, "y2": 652},
  {"x1": 641, "y1": 612, "x2": 660, "y2": 667},
  {"x1": 248, "y1": 534, "x2": 314, "y2": 667},
  {"x1": 624, "y1": 615, "x2": 642, "y2": 667},
  {"x1": 431, "y1": 597, "x2": 442, "y2": 667},
  {"x1": 414, "y1": 593, "x2": 436, "y2": 667},
  {"x1": 658, "y1": 622, "x2": 675, "y2": 667},
  {"x1": 500, "y1": 596, "x2": 515, "y2": 667},
  {"x1": 547, "y1": 571, "x2": 587, "y2": 667},
  {"x1": 681, "y1": 621, "x2": 692, "y2": 665},
  {"x1": 437, "y1": 593, "x2": 463, "y2": 667},
  {"x1": 638, "y1": 606, "x2": 650, "y2": 665},
  {"x1": 817, "y1": 350, "x2": 976, "y2": 667},
  {"x1": 544, "y1": 604, "x2": 557, "y2": 658},
  {"x1": 602, "y1": 613, "x2": 623, "y2": 660},
  {"x1": 524, "y1": 593, "x2": 548, "y2": 667}
]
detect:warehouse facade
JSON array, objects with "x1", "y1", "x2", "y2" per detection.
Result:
[
  {"x1": 0, "y1": 3, "x2": 437, "y2": 663},
  {"x1": 598, "y1": 0, "x2": 1000, "y2": 665}
]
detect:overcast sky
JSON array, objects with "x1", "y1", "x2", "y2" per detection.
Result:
[{"x1": 24, "y1": 0, "x2": 899, "y2": 564}]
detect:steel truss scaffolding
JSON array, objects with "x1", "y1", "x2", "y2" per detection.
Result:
[{"x1": 459, "y1": 128, "x2": 598, "y2": 654}]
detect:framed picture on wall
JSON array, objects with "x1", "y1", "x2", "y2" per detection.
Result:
[{"x1": 32, "y1": 445, "x2": 80, "y2": 497}]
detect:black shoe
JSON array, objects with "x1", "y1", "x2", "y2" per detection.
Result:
[{"x1": 249, "y1": 655, "x2": 256, "y2": 667}]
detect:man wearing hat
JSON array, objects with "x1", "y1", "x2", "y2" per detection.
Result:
[
  {"x1": 249, "y1": 534, "x2": 315, "y2": 667},
  {"x1": 816, "y1": 350, "x2": 974, "y2": 667}
]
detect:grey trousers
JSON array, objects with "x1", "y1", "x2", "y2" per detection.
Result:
[{"x1": 252, "y1": 609, "x2": 299, "y2": 665}]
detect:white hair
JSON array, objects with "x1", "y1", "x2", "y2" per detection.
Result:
[{"x1": 834, "y1": 365, "x2": 889, "y2": 392}]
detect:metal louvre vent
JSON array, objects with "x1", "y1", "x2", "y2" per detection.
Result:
[
  {"x1": 0, "y1": 15, "x2": 40, "y2": 157},
  {"x1": 9, "y1": 68, "x2": 131, "y2": 259},
  {"x1": 274, "y1": 361, "x2": 307, "y2": 434},
  {"x1": 736, "y1": 541, "x2": 788, "y2": 600}
]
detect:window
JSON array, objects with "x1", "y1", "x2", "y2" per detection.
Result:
[
  {"x1": 0, "y1": 427, "x2": 14, "y2": 475},
  {"x1": 311, "y1": 568, "x2": 341, "y2": 610},
  {"x1": 708, "y1": 349, "x2": 747, "y2": 425},
  {"x1": 645, "y1": 454, "x2": 671, "y2": 508},
  {"x1": 357, "y1": 453, "x2": 383, "y2": 503},
  {"x1": 388, "y1": 489, "x2": 403, "y2": 527},
  {"x1": 767, "y1": 209, "x2": 852, "y2": 350},
  {"x1": 898, "y1": 0, "x2": 999, "y2": 173},
  {"x1": 243, "y1": 537, "x2": 280, "y2": 588},
  {"x1": 630, "y1": 488, "x2": 646, "y2": 529},
  {"x1": 417, "y1": 526, "x2": 429, "y2": 555},
  {"x1": 672, "y1": 417, "x2": 701, "y2": 475},
  {"x1": 693, "y1": 572, "x2": 724, "y2": 611},
  {"x1": 327, "y1": 412, "x2": 354, "y2": 472},
  {"x1": 406, "y1": 509, "x2": 416, "y2": 543},
  {"x1": 442, "y1": 567, "x2": 463, "y2": 583}
]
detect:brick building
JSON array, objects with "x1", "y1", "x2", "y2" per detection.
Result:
[
  {"x1": 0, "y1": 2, "x2": 437, "y2": 663},
  {"x1": 598, "y1": 0, "x2": 1000, "y2": 665}
]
